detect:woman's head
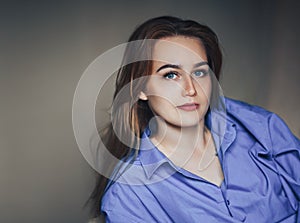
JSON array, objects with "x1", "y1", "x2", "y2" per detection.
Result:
[
  {"x1": 140, "y1": 35, "x2": 212, "y2": 129},
  {"x1": 111, "y1": 16, "x2": 223, "y2": 146}
]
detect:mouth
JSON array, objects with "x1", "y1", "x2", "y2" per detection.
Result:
[{"x1": 177, "y1": 103, "x2": 200, "y2": 111}]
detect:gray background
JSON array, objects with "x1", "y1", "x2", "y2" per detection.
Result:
[{"x1": 1, "y1": 0, "x2": 299, "y2": 222}]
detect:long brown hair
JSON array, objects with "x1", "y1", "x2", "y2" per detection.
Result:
[{"x1": 88, "y1": 16, "x2": 223, "y2": 218}]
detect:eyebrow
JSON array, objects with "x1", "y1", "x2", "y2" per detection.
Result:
[{"x1": 156, "y1": 61, "x2": 208, "y2": 73}]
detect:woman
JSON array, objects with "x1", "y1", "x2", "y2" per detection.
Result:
[{"x1": 90, "y1": 16, "x2": 300, "y2": 222}]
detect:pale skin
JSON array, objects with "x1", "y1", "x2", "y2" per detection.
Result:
[{"x1": 139, "y1": 36, "x2": 224, "y2": 186}]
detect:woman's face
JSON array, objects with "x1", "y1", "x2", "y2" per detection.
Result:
[{"x1": 140, "y1": 36, "x2": 212, "y2": 128}]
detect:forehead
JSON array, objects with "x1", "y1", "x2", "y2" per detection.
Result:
[{"x1": 152, "y1": 36, "x2": 207, "y2": 65}]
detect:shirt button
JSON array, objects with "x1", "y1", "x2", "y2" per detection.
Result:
[{"x1": 226, "y1": 200, "x2": 230, "y2": 205}]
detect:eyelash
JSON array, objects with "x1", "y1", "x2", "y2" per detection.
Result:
[
  {"x1": 163, "y1": 71, "x2": 179, "y2": 80},
  {"x1": 163, "y1": 69, "x2": 209, "y2": 80},
  {"x1": 193, "y1": 69, "x2": 209, "y2": 77}
]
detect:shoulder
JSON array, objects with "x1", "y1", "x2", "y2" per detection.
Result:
[
  {"x1": 101, "y1": 179, "x2": 141, "y2": 220},
  {"x1": 224, "y1": 97, "x2": 294, "y2": 130},
  {"x1": 224, "y1": 97, "x2": 272, "y2": 119},
  {"x1": 101, "y1": 159, "x2": 151, "y2": 212},
  {"x1": 101, "y1": 171, "x2": 159, "y2": 222},
  {"x1": 224, "y1": 97, "x2": 286, "y2": 128},
  {"x1": 224, "y1": 97, "x2": 299, "y2": 151}
]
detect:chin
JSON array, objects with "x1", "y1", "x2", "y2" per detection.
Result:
[
  {"x1": 180, "y1": 122, "x2": 202, "y2": 128},
  {"x1": 170, "y1": 118, "x2": 203, "y2": 128},
  {"x1": 177, "y1": 115, "x2": 204, "y2": 127}
]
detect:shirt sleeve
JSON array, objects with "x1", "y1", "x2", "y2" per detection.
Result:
[
  {"x1": 268, "y1": 113, "x2": 300, "y2": 216},
  {"x1": 101, "y1": 183, "x2": 153, "y2": 223}
]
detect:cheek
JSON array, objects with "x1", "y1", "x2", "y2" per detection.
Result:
[
  {"x1": 146, "y1": 81, "x2": 182, "y2": 103},
  {"x1": 204, "y1": 81, "x2": 212, "y2": 100},
  {"x1": 194, "y1": 78, "x2": 212, "y2": 100},
  {"x1": 147, "y1": 96, "x2": 175, "y2": 111}
]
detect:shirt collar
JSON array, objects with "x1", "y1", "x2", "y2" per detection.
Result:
[
  {"x1": 225, "y1": 98, "x2": 272, "y2": 150},
  {"x1": 138, "y1": 128, "x2": 177, "y2": 179},
  {"x1": 206, "y1": 98, "x2": 272, "y2": 154},
  {"x1": 205, "y1": 107, "x2": 236, "y2": 156}
]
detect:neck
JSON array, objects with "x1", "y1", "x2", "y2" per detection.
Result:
[{"x1": 150, "y1": 117, "x2": 210, "y2": 166}]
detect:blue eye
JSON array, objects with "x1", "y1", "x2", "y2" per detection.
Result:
[
  {"x1": 163, "y1": 72, "x2": 178, "y2": 80},
  {"x1": 193, "y1": 69, "x2": 208, "y2": 77}
]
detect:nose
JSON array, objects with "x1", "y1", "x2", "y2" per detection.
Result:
[{"x1": 183, "y1": 75, "x2": 196, "y2": 97}]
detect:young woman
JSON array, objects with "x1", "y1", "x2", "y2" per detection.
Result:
[{"x1": 89, "y1": 16, "x2": 300, "y2": 222}]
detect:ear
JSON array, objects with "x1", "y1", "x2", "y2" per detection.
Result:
[{"x1": 138, "y1": 91, "x2": 148, "y2": 101}]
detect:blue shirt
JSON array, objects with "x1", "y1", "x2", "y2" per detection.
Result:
[{"x1": 101, "y1": 98, "x2": 300, "y2": 223}]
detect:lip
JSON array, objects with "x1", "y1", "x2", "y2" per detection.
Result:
[{"x1": 177, "y1": 103, "x2": 200, "y2": 111}]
